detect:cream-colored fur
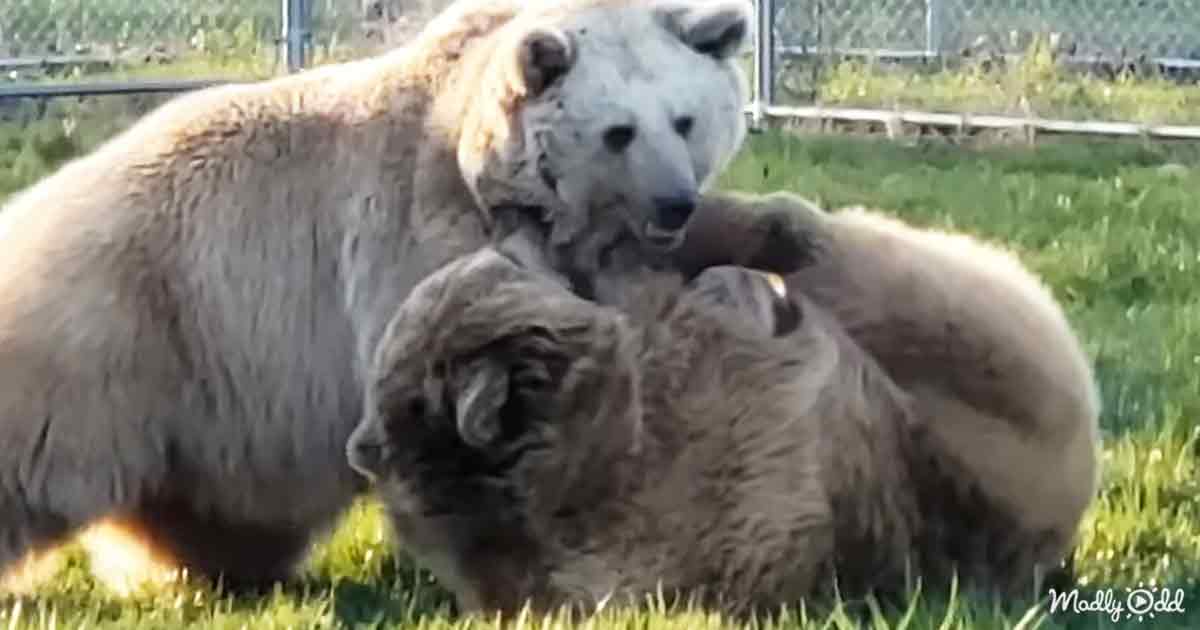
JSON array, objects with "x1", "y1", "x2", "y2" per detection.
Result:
[
  {"x1": 347, "y1": 194, "x2": 1100, "y2": 616},
  {"x1": 0, "y1": 0, "x2": 803, "y2": 592}
]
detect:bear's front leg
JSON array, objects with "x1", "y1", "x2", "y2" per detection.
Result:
[
  {"x1": 671, "y1": 190, "x2": 831, "y2": 280},
  {"x1": 490, "y1": 205, "x2": 585, "y2": 296}
]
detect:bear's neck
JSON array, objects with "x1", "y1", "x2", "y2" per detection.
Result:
[
  {"x1": 532, "y1": 304, "x2": 743, "y2": 580},
  {"x1": 816, "y1": 372, "x2": 927, "y2": 594}
]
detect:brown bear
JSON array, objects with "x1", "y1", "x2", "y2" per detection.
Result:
[{"x1": 346, "y1": 194, "x2": 1100, "y2": 617}]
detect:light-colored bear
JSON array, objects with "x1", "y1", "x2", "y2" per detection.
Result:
[
  {"x1": 346, "y1": 195, "x2": 1100, "y2": 617},
  {"x1": 0, "y1": 0, "x2": 803, "y2": 592}
]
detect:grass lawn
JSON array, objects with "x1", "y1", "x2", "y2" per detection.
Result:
[{"x1": 1, "y1": 106, "x2": 1199, "y2": 628}]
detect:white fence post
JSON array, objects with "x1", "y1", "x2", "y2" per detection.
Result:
[
  {"x1": 752, "y1": 0, "x2": 776, "y2": 127},
  {"x1": 281, "y1": 0, "x2": 311, "y2": 73},
  {"x1": 924, "y1": 0, "x2": 941, "y2": 59}
]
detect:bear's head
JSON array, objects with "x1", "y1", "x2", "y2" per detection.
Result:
[
  {"x1": 346, "y1": 246, "x2": 646, "y2": 613},
  {"x1": 455, "y1": 0, "x2": 752, "y2": 252}
]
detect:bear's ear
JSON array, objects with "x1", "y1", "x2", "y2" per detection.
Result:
[
  {"x1": 510, "y1": 26, "x2": 576, "y2": 98},
  {"x1": 453, "y1": 356, "x2": 511, "y2": 449},
  {"x1": 659, "y1": 0, "x2": 751, "y2": 60}
]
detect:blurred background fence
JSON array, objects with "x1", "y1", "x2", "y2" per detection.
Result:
[
  {"x1": 754, "y1": 0, "x2": 1200, "y2": 138},
  {"x1": 2, "y1": 0, "x2": 1199, "y2": 133}
]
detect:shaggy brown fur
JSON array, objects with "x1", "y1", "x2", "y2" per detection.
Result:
[
  {"x1": 347, "y1": 196, "x2": 1100, "y2": 617},
  {"x1": 0, "y1": 0, "x2": 807, "y2": 593},
  {"x1": 348, "y1": 246, "x2": 917, "y2": 616}
]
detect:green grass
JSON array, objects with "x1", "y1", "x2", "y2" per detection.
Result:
[{"x1": 2, "y1": 103, "x2": 1200, "y2": 628}]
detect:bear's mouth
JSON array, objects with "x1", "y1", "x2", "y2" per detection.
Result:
[{"x1": 641, "y1": 221, "x2": 685, "y2": 251}]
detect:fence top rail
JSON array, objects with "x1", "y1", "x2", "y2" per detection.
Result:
[
  {"x1": 749, "y1": 103, "x2": 1200, "y2": 141},
  {"x1": 0, "y1": 55, "x2": 115, "y2": 70},
  {"x1": 0, "y1": 79, "x2": 239, "y2": 100}
]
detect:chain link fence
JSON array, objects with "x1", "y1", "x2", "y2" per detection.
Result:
[
  {"x1": 762, "y1": 0, "x2": 1200, "y2": 130},
  {"x1": 312, "y1": 0, "x2": 454, "y2": 59},
  {"x1": 0, "y1": 0, "x2": 279, "y2": 81},
  {"x1": 0, "y1": 0, "x2": 459, "y2": 87},
  {"x1": 773, "y1": 0, "x2": 1200, "y2": 61},
  {"x1": 2, "y1": 0, "x2": 1198, "y2": 129}
]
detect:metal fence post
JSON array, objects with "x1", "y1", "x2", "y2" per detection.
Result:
[
  {"x1": 752, "y1": 0, "x2": 776, "y2": 127},
  {"x1": 924, "y1": 0, "x2": 941, "y2": 60},
  {"x1": 281, "y1": 0, "x2": 311, "y2": 73}
]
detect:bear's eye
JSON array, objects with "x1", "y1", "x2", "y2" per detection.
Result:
[
  {"x1": 407, "y1": 397, "x2": 427, "y2": 420},
  {"x1": 603, "y1": 125, "x2": 637, "y2": 153},
  {"x1": 674, "y1": 116, "x2": 694, "y2": 138}
]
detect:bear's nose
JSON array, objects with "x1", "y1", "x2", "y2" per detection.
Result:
[
  {"x1": 653, "y1": 195, "x2": 697, "y2": 231},
  {"x1": 347, "y1": 433, "x2": 385, "y2": 481}
]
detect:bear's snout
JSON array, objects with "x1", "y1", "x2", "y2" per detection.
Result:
[{"x1": 652, "y1": 194, "x2": 698, "y2": 231}]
